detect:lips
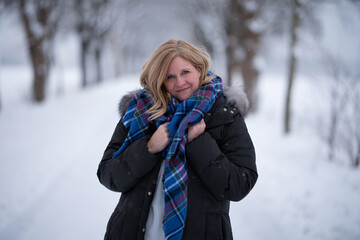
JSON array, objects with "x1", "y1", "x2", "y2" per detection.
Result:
[{"x1": 176, "y1": 87, "x2": 190, "y2": 93}]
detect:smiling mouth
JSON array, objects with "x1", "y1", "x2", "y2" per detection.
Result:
[{"x1": 176, "y1": 87, "x2": 190, "y2": 93}]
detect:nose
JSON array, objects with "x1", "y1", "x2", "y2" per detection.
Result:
[{"x1": 176, "y1": 76, "x2": 185, "y2": 87}]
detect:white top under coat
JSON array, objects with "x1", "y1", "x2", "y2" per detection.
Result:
[{"x1": 145, "y1": 162, "x2": 166, "y2": 240}]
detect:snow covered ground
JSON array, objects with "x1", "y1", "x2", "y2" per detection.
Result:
[{"x1": 0, "y1": 66, "x2": 359, "y2": 240}]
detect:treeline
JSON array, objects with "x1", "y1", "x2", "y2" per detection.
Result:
[{"x1": 0, "y1": 0, "x2": 359, "y2": 167}]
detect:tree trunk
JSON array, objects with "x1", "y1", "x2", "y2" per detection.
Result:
[
  {"x1": 355, "y1": 145, "x2": 360, "y2": 167},
  {"x1": 19, "y1": 0, "x2": 49, "y2": 102},
  {"x1": 226, "y1": 45, "x2": 234, "y2": 87},
  {"x1": 327, "y1": 107, "x2": 337, "y2": 161},
  {"x1": 0, "y1": 62, "x2": 2, "y2": 111},
  {"x1": 112, "y1": 40, "x2": 122, "y2": 78},
  {"x1": 284, "y1": 54, "x2": 297, "y2": 133},
  {"x1": 240, "y1": 47, "x2": 260, "y2": 112},
  {"x1": 0, "y1": 92, "x2": 1, "y2": 112},
  {"x1": 284, "y1": 0, "x2": 300, "y2": 134},
  {"x1": 225, "y1": 0, "x2": 263, "y2": 112},
  {"x1": 95, "y1": 42, "x2": 103, "y2": 84},
  {"x1": 29, "y1": 40, "x2": 48, "y2": 102},
  {"x1": 81, "y1": 39, "x2": 90, "y2": 88}
]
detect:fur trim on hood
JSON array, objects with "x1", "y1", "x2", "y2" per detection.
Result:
[
  {"x1": 118, "y1": 89, "x2": 139, "y2": 117},
  {"x1": 223, "y1": 86, "x2": 249, "y2": 117},
  {"x1": 118, "y1": 87, "x2": 249, "y2": 117}
]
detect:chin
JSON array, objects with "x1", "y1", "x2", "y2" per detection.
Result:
[{"x1": 178, "y1": 94, "x2": 191, "y2": 102}]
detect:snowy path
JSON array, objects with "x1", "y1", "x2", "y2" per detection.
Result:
[
  {"x1": 1, "y1": 74, "x2": 359, "y2": 240},
  {"x1": 0, "y1": 78, "x2": 137, "y2": 239}
]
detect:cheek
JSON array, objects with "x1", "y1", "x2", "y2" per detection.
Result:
[
  {"x1": 193, "y1": 75, "x2": 201, "y2": 88},
  {"x1": 163, "y1": 81, "x2": 173, "y2": 93},
  {"x1": 191, "y1": 80, "x2": 199, "y2": 90},
  {"x1": 195, "y1": 72, "x2": 201, "y2": 87}
]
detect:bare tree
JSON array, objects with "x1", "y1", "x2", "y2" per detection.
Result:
[
  {"x1": 348, "y1": 0, "x2": 360, "y2": 11},
  {"x1": 17, "y1": 0, "x2": 63, "y2": 102},
  {"x1": 320, "y1": 52, "x2": 352, "y2": 161},
  {"x1": 0, "y1": 0, "x2": 14, "y2": 13},
  {"x1": 73, "y1": 0, "x2": 95, "y2": 88},
  {"x1": 341, "y1": 0, "x2": 360, "y2": 167},
  {"x1": 224, "y1": 0, "x2": 269, "y2": 111},
  {"x1": 186, "y1": 0, "x2": 279, "y2": 112},
  {"x1": 185, "y1": 0, "x2": 222, "y2": 59},
  {"x1": 0, "y1": 0, "x2": 15, "y2": 111},
  {"x1": 191, "y1": 20, "x2": 215, "y2": 58},
  {"x1": 333, "y1": 60, "x2": 360, "y2": 167},
  {"x1": 72, "y1": 0, "x2": 117, "y2": 87},
  {"x1": 330, "y1": 71, "x2": 360, "y2": 167},
  {"x1": 340, "y1": 84, "x2": 360, "y2": 167},
  {"x1": 91, "y1": 0, "x2": 118, "y2": 84},
  {"x1": 107, "y1": 0, "x2": 151, "y2": 77},
  {"x1": 283, "y1": 0, "x2": 323, "y2": 133},
  {"x1": 0, "y1": 2, "x2": 4, "y2": 111},
  {"x1": 314, "y1": 47, "x2": 360, "y2": 167},
  {"x1": 0, "y1": 54, "x2": 2, "y2": 111},
  {"x1": 284, "y1": 0, "x2": 300, "y2": 134}
]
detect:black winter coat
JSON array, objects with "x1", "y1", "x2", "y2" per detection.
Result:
[{"x1": 97, "y1": 89, "x2": 258, "y2": 240}]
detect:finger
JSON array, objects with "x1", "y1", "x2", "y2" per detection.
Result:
[{"x1": 164, "y1": 124, "x2": 171, "y2": 138}]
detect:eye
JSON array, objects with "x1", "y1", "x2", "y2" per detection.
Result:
[
  {"x1": 182, "y1": 70, "x2": 190, "y2": 75},
  {"x1": 166, "y1": 75, "x2": 175, "y2": 80}
]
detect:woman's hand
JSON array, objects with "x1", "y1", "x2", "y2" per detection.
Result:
[
  {"x1": 188, "y1": 119, "x2": 206, "y2": 142},
  {"x1": 147, "y1": 122, "x2": 170, "y2": 154}
]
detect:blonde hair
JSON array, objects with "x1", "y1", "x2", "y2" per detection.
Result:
[{"x1": 140, "y1": 39, "x2": 213, "y2": 120}]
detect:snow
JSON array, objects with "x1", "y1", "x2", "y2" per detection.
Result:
[{"x1": 1, "y1": 66, "x2": 359, "y2": 240}]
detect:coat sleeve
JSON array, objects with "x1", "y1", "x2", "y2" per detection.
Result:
[
  {"x1": 97, "y1": 120, "x2": 161, "y2": 192},
  {"x1": 185, "y1": 115, "x2": 257, "y2": 201}
]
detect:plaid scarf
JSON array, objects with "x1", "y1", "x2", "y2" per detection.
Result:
[{"x1": 113, "y1": 72, "x2": 223, "y2": 240}]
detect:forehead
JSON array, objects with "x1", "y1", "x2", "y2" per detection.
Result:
[{"x1": 167, "y1": 56, "x2": 194, "y2": 73}]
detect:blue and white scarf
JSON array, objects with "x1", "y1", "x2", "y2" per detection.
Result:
[{"x1": 113, "y1": 72, "x2": 223, "y2": 240}]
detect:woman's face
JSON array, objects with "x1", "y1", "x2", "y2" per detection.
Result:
[{"x1": 164, "y1": 56, "x2": 201, "y2": 102}]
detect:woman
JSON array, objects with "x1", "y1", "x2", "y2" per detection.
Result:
[{"x1": 97, "y1": 39, "x2": 257, "y2": 240}]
